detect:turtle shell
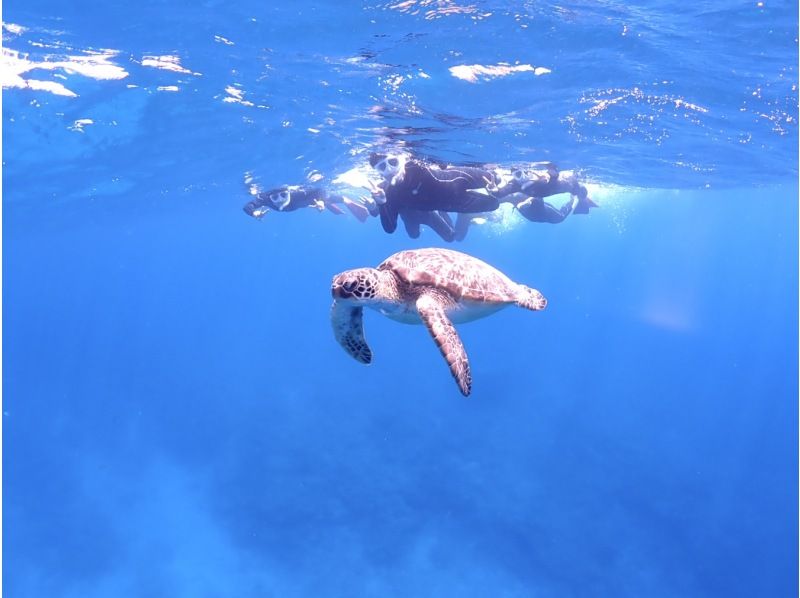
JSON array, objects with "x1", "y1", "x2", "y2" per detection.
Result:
[{"x1": 378, "y1": 247, "x2": 519, "y2": 304}]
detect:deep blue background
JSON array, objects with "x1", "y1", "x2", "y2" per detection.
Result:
[{"x1": 3, "y1": 1, "x2": 798, "y2": 596}]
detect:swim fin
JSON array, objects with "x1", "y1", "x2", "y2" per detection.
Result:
[
  {"x1": 342, "y1": 198, "x2": 370, "y2": 222},
  {"x1": 573, "y1": 195, "x2": 599, "y2": 215}
]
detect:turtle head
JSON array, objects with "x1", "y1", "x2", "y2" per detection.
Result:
[{"x1": 332, "y1": 268, "x2": 383, "y2": 303}]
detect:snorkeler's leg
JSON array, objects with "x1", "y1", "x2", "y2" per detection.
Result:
[
  {"x1": 517, "y1": 197, "x2": 565, "y2": 223},
  {"x1": 559, "y1": 196, "x2": 576, "y2": 219},
  {"x1": 325, "y1": 193, "x2": 369, "y2": 222},
  {"x1": 454, "y1": 212, "x2": 473, "y2": 242},
  {"x1": 325, "y1": 202, "x2": 346, "y2": 215},
  {"x1": 425, "y1": 211, "x2": 455, "y2": 242},
  {"x1": 341, "y1": 197, "x2": 370, "y2": 222},
  {"x1": 541, "y1": 202, "x2": 569, "y2": 223},
  {"x1": 401, "y1": 211, "x2": 422, "y2": 239},
  {"x1": 572, "y1": 185, "x2": 599, "y2": 214},
  {"x1": 379, "y1": 203, "x2": 399, "y2": 234}
]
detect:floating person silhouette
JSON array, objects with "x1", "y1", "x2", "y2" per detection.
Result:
[
  {"x1": 243, "y1": 184, "x2": 376, "y2": 222},
  {"x1": 439, "y1": 162, "x2": 599, "y2": 240},
  {"x1": 241, "y1": 157, "x2": 597, "y2": 242},
  {"x1": 496, "y1": 163, "x2": 598, "y2": 223},
  {"x1": 367, "y1": 152, "x2": 501, "y2": 237}
]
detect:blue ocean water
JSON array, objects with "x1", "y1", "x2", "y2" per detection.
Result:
[{"x1": 2, "y1": 1, "x2": 798, "y2": 596}]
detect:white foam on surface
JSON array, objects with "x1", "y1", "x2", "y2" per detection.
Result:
[
  {"x1": 141, "y1": 54, "x2": 195, "y2": 75},
  {"x1": 68, "y1": 118, "x2": 94, "y2": 132},
  {"x1": 1, "y1": 47, "x2": 128, "y2": 97},
  {"x1": 449, "y1": 63, "x2": 551, "y2": 83}
]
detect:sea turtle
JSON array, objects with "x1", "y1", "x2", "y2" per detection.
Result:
[{"x1": 330, "y1": 247, "x2": 547, "y2": 397}]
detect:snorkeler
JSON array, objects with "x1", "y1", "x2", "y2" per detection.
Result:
[
  {"x1": 495, "y1": 163, "x2": 598, "y2": 222},
  {"x1": 367, "y1": 152, "x2": 502, "y2": 237},
  {"x1": 242, "y1": 184, "x2": 376, "y2": 222}
]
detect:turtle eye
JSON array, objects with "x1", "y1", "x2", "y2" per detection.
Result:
[
  {"x1": 513, "y1": 170, "x2": 524, "y2": 181},
  {"x1": 387, "y1": 157, "x2": 399, "y2": 167},
  {"x1": 343, "y1": 279, "x2": 358, "y2": 293}
]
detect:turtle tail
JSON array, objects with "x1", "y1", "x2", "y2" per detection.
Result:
[{"x1": 516, "y1": 285, "x2": 547, "y2": 311}]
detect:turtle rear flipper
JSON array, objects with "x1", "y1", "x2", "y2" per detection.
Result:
[
  {"x1": 416, "y1": 291, "x2": 472, "y2": 397},
  {"x1": 331, "y1": 302, "x2": 372, "y2": 364},
  {"x1": 516, "y1": 285, "x2": 547, "y2": 311}
]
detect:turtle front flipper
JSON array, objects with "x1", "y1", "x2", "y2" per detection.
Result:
[
  {"x1": 331, "y1": 301, "x2": 372, "y2": 364},
  {"x1": 416, "y1": 291, "x2": 472, "y2": 397},
  {"x1": 515, "y1": 285, "x2": 547, "y2": 311}
]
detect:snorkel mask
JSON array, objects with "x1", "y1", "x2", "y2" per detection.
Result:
[
  {"x1": 510, "y1": 165, "x2": 556, "y2": 191},
  {"x1": 513, "y1": 162, "x2": 558, "y2": 186},
  {"x1": 512, "y1": 169, "x2": 536, "y2": 186},
  {"x1": 268, "y1": 188, "x2": 292, "y2": 211},
  {"x1": 369, "y1": 153, "x2": 406, "y2": 185}
]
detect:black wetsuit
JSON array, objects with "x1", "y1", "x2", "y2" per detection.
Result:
[
  {"x1": 244, "y1": 186, "x2": 326, "y2": 216},
  {"x1": 243, "y1": 186, "x2": 353, "y2": 217},
  {"x1": 399, "y1": 209, "x2": 456, "y2": 242},
  {"x1": 517, "y1": 197, "x2": 574, "y2": 223},
  {"x1": 500, "y1": 173, "x2": 586, "y2": 200},
  {"x1": 495, "y1": 170, "x2": 590, "y2": 223},
  {"x1": 453, "y1": 212, "x2": 474, "y2": 241},
  {"x1": 378, "y1": 160, "x2": 500, "y2": 235}
]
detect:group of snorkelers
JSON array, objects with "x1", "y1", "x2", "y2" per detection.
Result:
[{"x1": 242, "y1": 152, "x2": 597, "y2": 242}]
